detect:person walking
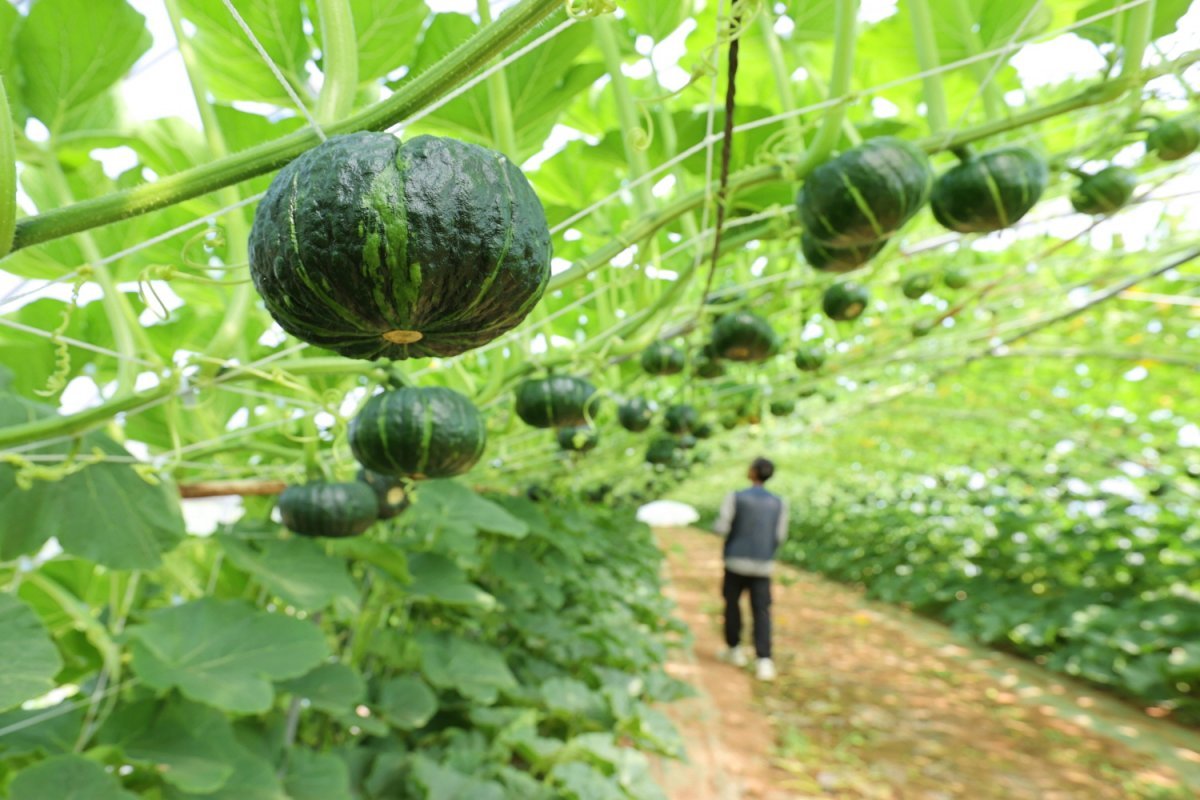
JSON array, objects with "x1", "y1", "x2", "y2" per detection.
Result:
[{"x1": 713, "y1": 457, "x2": 788, "y2": 681}]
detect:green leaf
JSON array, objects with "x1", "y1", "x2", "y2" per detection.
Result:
[
  {"x1": 344, "y1": 0, "x2": 429, "y2": 82},
  {"x1": 540, "y1": 677, "x2": 601, "y2": 718},
  {"x1": 15, "y1": 0, "x2": 151, "y2": 131},
  {"x1": 0, "y1": 702, "x2": 84, "y2": 757},
  {"x1": 126, "y1": 599, "x2": 329, "y2": 714},
  {"x1": 176, "y1": 0, "x2": 311, "y2": 106},
  {"x1": 163, "y1": 744, "x2": 287, "y2": 800},
  {"x1": 9, "y1": 754, "x2": 137, "y2": 800},
  {"x1": 283, "y1": 749, "x2": 353, "y2": 800},
  {"x1": 408, "y1": 13, "x2": 603, "y2": 161},
  {"x1": 410, "y1": 756, "x2": 506, "y2": 800},
  {"x1": 0, "y1": 392, "x2": 186, "y2": 569},
  {"x1": 623, "y1": 2, "x2": 694, "y2": 40},
  {"x1": 408, "y1": 480, "x2": 529, "y2": 539},
  {"x1": 0, "y1": 594, "x2": 62, "y2": 712},
  {"x1": 97, "y1": 698, "x2": 241, "y2": 794},
  {"x1": 277, "y1": 662, "x2": 365, "y2": 714},
  {"x1": 407, "y1": 552, "x2": 496, "y2": 609},
  {"x1": 219, "y1": 535, "x2": 357, "y2": 612},
  {"x1": 417, "y1": 631, "x2": 517, "y2": 705},
  {"x1": 549, "y1": 762, "x2": 622, "y2": 800},
  {"x1": 378, "y1": 674, "x2": 438, "y2": 730}
]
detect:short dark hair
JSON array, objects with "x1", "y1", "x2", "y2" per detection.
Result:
[{"x1": 750, "y1": 457, "x2": 775, "y2": 482}]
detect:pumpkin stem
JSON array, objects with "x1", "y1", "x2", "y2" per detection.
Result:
[
  {"x1": 382, "y1": 364, "x2": 410, "y2": 389},
  {"x1": 950, "y1": 145, "x2": 974, "y2": 163}
]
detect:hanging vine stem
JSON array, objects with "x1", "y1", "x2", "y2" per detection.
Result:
[
  {"x1": 314, "y1": 0, "x2": 359, "y2": 124},
  {"x1": 947, "y1": 0, "x2": 1005, "y2": 122},
  {"x1": 699, "y1": 2, "x2": 744, "y2": 309},
  {"x1": 907, "y1": 0, "x2": 950, "y2": 134},
  {"x1": 476, "y1": 0, "x2": 520, "y2": 158},
  {"x1": 0, "y1": 77, "x2": 15, "y2": 259},
  {"x1": 1120, "y1": 0, "x2": 1157, "y2": 118},
  {"x1": 797, "y1": 0, "x2": 859, "y2": 173}
]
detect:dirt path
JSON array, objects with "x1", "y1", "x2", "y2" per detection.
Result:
[{"x1": 655, "y1": 526, "x2": 1200, "y2": 800}]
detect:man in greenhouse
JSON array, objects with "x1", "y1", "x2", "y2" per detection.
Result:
[{"x1": 713, "y1": 457, "x2": 789, "y2": 681}]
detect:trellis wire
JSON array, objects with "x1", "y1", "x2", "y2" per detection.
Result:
[
  {"x1": 550, "y1": 0, "x2": 1155, "y2": 237},
  {"x1": 219, "y1": 0, "x2": 327, "y2": 140}
]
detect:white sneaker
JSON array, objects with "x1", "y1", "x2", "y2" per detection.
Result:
[
  {"x1": 756, "y1": 658, "x2": 777, "y2": 681},
  {"x1": 720, "y1": 646, "x2": 749, "y2": 667}
]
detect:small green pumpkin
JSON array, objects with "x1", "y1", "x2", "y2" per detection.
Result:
[
  {"x1": 1070, "y1": 166, "x2": 1137, "y2": 215},
  {"x1": 640, "y1": 342, "x2": 685, "y2": 375},
  {"x1": 663, "y1": 404, "x2": 699, "y2": 435},
  {"x1": 797, "y1": 137, "x2": 933, "y2": 247},
  {"x1": 278, "y1": 481, "x2": 378, "y2": 538},
  {"x1": 911, "y1": 318, "x2": 936, "y2": 338},
  {"x1": 822, "y1": 282, "x2": 870, "y2": 321},
  {"x1": 943, "y1": 268, "x2": 970, "y2": 290},
  {"x1": 801, "y1": 232, "x2": 888, "y2": 273},
  {"x1": 694, "y1": 343, "x2": 725, "y2": 378},
  {"x1": 349, "y1": 386, "x2": 486, "y2": 479},
  {"x1": 557, "y1": 425, "x2": 598, "y2": 452},
  {"x1": 514, "y1": 375, "x2": 600, "y2": 428},
  {"x1": 645, "y1": 436, "x2": 679, "y2": 465},
  {"x1": 901, "y1": 273, "x2": 934, "y2": 299},
  {"x1": 712, "y1": 311, "x2": 777, "y2": 362},
  {"x1": 769, "y1": 399, "x2": 795, "y2": 417},
  {"x1": 794, "y1": 346, "x2": 826, "y2": 371},
  {"x1": 249, "y1": 133, "x2": 551, "y2": 360},
  {"x1": 357, "y1": 468, "x2": 410, "y2": 519},
  {"x1": 675, "y1": 433, "x2": 698, "y2": 450},
  {"x1": 930, "y1": 147, "x2": 1048, "y2": 233},
  {"x1": 693, "y1": 421, "x2": 715, "y2": 439},
  {"x1": 617, "y1": 398, "x2": 655, "y2": 433},
  {"x1": 1147, "y1": 117, "x2": 1200, "y2": 161}
]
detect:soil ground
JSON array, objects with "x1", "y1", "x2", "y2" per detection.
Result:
[{"x1": 653, "y1": 526, "x2": 1200, "y2": 800}]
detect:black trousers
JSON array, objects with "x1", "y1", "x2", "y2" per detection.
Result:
[{"x1": 722, "y1": 569, "x2": 771, "y2": 658}]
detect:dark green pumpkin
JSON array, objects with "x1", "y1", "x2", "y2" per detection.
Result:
[
  {"x1": 557, "y1": 425, "x2": 598, "y2": 452},
  {"x1": 640, "y1": 342, "x2": 685, "y2": 375},
  {"x1": 357, "y1": 468, "x2": 410, "y2": 519},
  {"x1": 797, "y1": 137, "x2": 933, "y2": 247},
  {"x1": 901, "y1": 273, "x2": 933, "y2": 299},
  {"x1": 248, "y1": 133, "x2": 551, "y2": 360},
  {"x1": 711, "y1": 312, "x2": 777, "y2": 362},
  {"x1": 1070, "y1": 166, "x2": 1137, "y2": 215},
  {"x1": 675, "y1": 433, "x2": 698, "y2": 450},
  {"x1": 801, "y1": 232, "x2": 888, "y2": 273},
  {"x1": 645, "y1": 436, "x2": 679, "y2": 465},
  {"x1": 278, "y1": 481, "x2": 378, "y2": 538},
  {"x1": 349, "y1": 387, "x2": 486, "y2": 479},
  {"x1": 822, "y1": 282, "x2": 870, "y2": 321},
  {"x1": 930, "y1": 147, "x2": 1047, "y2": 233},
  {"x1": 769, "y1": 399, "x2": 795, "y2": 417},
  {"x1": 663, "y1": 404, "x2": 699, "y2": 435},
  {"x1": 514, "y1": 375, "x2": 600, "y2": 428},
  {"x1": 693, "y1": 421, "x2": 715, "y2": 439},
  {"x1": 943, "y1": 268, "x2": 970, "y2": 290},
  {"x1": 694, "y1": 343, "x2": 725, "y2": 378},
  {"x1": 1147, "y1": 118, "x2": 1200, "y2": 161},
  {"x1": 617, "y1": 398, "x2": 655, "y2": 432},
  {"x1": 794, "y1": 346, "x2": 826, "y2": 371}
]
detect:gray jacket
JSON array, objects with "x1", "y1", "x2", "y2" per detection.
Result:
[{"x1": 713, "y1": 486, "x2": 789, "y2": 577}]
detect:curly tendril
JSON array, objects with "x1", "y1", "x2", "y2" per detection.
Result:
[
  {"x1": 35, "y1": 272, "x2": 89, "y2": 398},
  {"x1": 565, "y1": 0, "x2": 616, "y2": 19}
]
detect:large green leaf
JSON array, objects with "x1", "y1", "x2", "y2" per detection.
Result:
[
  {"x1": 126, "y1": 599, "x2": 329, "y2": 713},
  {"x1": 406, "y1": 551, "x2": 496, "y2": 609},
  {"x1": 163, "y1": 745, "x2": 286, "y2": 800},
  {"x1": 343, "y1": 0, "x2": 429, "y2": 82},
  {"x1": 277, "y1": 662, "x2": 365, "y2": 714},
  {"x1": 378, "y1": 674, "x2": 438, "y2": 730},
  {"x1": 410, "y1": 756, "x2": 506, "y2": 800},
  {"x1": 219, "y1": 535, "x2": 357, "y2": 612},
  {"x1": 15, "y1": 0, "x2": 151, "y2": 131},
  {"x1": 176, "y1": 0, "x2": 311, "y2": 106},
  {"x1": 623, "y1": 1, "x2": 694, "y2": 40},
  {"x1": 406, "y1": 480, "x2": 528, "y2": 539},
  {"x1": 0, "y1": 594, "x2": 62, "y2": 712},
  {"x1": 407, "y1": 12, "x2": 602, "y2": 160},
  {"x1": 9, "y1": 754, "x2": 137, "y2": 800},
  {"x1": 97, "y1": 698, "x2": 242, "y2": 794},
  {"x1": 283, "y1": 749, "x2": 353, "y2": 800},
  {"x1": 0, "y1": 392, "x2": 186, "y2": 569},
  {"x1": 417, "y1": 631, "x2": 517, "y2": 705}
]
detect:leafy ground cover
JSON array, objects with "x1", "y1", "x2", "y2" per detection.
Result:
[{"x1": 0, "y1": 488, "x2": 688, "y2": 798}]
